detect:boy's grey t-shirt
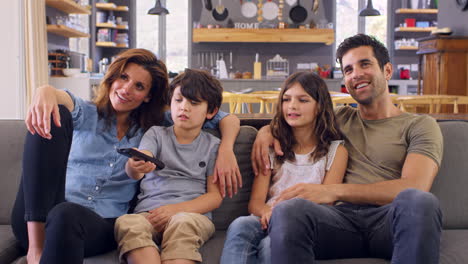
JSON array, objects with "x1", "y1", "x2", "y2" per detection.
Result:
[{"x1": 134, "y1": 126, "x2": 220, "y2": 219}]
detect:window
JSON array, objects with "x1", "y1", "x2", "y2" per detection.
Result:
[
  {"x1": 136, "y1": 1, "x2": 159, "y2": 58},
  {"x1": 165, "y1": 1, "x2": 188, "y2": 73},
  {"x1": 335, "y1": 0, "x2": 388, "y2": 66},
  {"x1": 364, "y1": 1, "x2": 388, "y2": 45},
  {"x1": 336, "y1": 0, "x2": 359, "y2": 52},
  {"x1": 136, "y1": 0, "x2": 188, "y2": 73}
]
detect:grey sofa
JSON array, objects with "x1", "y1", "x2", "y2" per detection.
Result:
[{"x1": 1, "y1": 119, "x2": 468, "y2": 264}]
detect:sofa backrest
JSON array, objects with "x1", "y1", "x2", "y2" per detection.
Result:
[
  {"x1": 1, "y1": 119, "x2": 467, "y2": 230},
  {"x1": 430, "y1": 120, "x2": 468, "y2": 229},
  {"x1": 0, "y1": 120, "x2": 26, "y2": 224},
  {"x1": 207, "y1": 126, "x2": 258, "y2": 230}
]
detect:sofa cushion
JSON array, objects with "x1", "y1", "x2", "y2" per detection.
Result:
[
  {"x1": 200, "y1": 230, "x2": 226, "y2": 264},
  {"x1": 440, "y1": 229, "x2": 468, "y2": 264},
  {"x1": 83, "y1": 250, "x2": 119, "y2": 264},
  {"x1": 431, "y1": 121, "x2": 468, "y2": 229},
  {"x1": 0, "y1": 120, "x2": 25, "y2": 225},
  {"x1": 0, "y1": 225, "x2": 22, "y2": 264}
]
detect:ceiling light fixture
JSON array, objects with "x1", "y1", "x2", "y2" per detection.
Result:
[
  {"x1": 148, "y1": 0, "x2": 169, "y2": 15},
  {"x1": 359, "y1": 0, "x2": 380, "y2": 16}
]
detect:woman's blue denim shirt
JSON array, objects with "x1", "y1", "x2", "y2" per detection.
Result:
[{"x1": 64, "y1": 92, "x2": 227, "y2": 218}]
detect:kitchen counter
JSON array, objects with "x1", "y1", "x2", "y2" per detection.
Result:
[{"x1": 220, "y1": 78, "x2": 342, "y2": 93}]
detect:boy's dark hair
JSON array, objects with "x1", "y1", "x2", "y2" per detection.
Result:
[
  {"x1": 169, "y1": 69, "x2": 223, "y2": 114},
  {"x1": 336, "y1": 34, "x2": 390, "y2": 71},
  {"x1": 271, "y1": 71, "x2": 342, "y2": 164}
]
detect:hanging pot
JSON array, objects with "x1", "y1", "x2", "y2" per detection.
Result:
[
  {"x1": 289, "y1": 0, "x2": 307, "y2": 24},
  {"x1": 262, "y1": 0, "x2": 279, "y2": 20},
  {"x1": 205, "y1": 0, "x2": 213, "y2": 11},
  {"x1": 212, "y1": 0, "x2": 229, "y2": 21},
  {"x1": 240, "y1": 0, "x2": 257, "y2": 18}
]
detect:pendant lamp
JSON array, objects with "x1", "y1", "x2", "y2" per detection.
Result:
[
  {"x1": 359, "y1": 0, "x2": 380, "y2": 16},
  {"x1": 148, "y1": 0, "x2": 169, "y2": 15}
]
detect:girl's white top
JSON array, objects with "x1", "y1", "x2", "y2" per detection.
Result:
[{"x1": 266, "y1": 140, "x2": 344, "y2": 206}]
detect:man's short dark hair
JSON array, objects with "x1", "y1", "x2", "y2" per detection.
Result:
[
  {"x1": 169, "y1": 69, "x2": 223, "y2": 114},
  {"x1": 336, "y1": 34, "x2": 390, "y2": 71}
]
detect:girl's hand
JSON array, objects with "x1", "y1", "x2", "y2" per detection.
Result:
[
  {"x1": 127, "y1": 157, "x2": 156, "y2": 174},
  {"x1": 146, "y1": 204, "x2": 180, "y2": 232},
  {"x1": 252, "y1": 126, "x2": 283, "y2": 176},
  {"x1": 274, "y1": 183, "x2": 338, "y2": 205},
  {"x1": 260, "y1": 206, "x2": 272, "y2": 230},
  {"x1": 213, "y1": 148, "x2": 242, "y2": 198},
  {"x1": 25, "y1": 85, "x2": 61, "y2": 139}
]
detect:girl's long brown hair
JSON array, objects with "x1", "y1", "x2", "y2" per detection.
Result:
[
  {"x1": 271, "y1": 71, "x2": 342, "y2": 164},
  {"x1": 93, "y1": 49, "x2": 169, "y2": 132}
]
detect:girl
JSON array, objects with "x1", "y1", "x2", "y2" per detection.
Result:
[
  {"x1": 220, "y1": 71, "x2": 348, "y2": 264},
  {"x1": 11, "y1": 49, "x2": 239, "y2": 264}
]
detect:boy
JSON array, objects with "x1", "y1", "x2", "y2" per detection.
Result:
[{"x1": 114, "y1": 69, "x2": 224, "y2": 264}]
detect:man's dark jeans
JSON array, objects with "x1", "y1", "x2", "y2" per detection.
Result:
[{"x1": 269, "y1": 189, "x2": 442, "y2": 264}]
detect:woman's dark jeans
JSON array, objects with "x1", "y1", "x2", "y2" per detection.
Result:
[{"x1": 11, "y1": 105, "x2": 117, "y2": 264}]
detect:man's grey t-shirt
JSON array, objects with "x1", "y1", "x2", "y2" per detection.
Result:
[{"x1": 134, "y1": 126, "x2": 220, "y2": 219}]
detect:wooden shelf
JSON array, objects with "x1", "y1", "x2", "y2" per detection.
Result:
[
  {"x1": 396, "y1": 46, "x2": 419, "y2": 50},
  {"x1": 96, "y1": 41, "x2": 116, "y2": 47},
  {"x1": 96, "y1": 3, "x2": 129, "y2": 12},
  {"x1": 192, "y1": 28, "x2": 334, "y2": 44},
  {"x1": 395, "y1": 8, "x2": 438, "y2": 14},
  {"x1": 395, "y1": 27, "x2": 436, "y2": 32},
  {"x1": 46, "y1": 0, "x2": 90, "y2": 14},
  {"x1": 96, "y1": 41, "x2": 128, "y2": 48},
  {"x1": 96, "y1": 22, "x2": 128, "y2": 30},
  {"x1": 47, "y1": 25, "x2": 90, "y2": 38}
]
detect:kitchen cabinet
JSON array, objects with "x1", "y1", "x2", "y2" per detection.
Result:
[
  {"x1": 393, "y1": 8, "x2": 438, "y2": 50},
  {"x1": 90, "y1": 0, "x2": 135, "y2": 72},
  {"x1": 417, "y1": 36, "x2": 468, "y2": 112},
  {"x1": 46, "y1": 0, "x2": 90, "y2": 38},
  {"x1": 46, "y1": 0, "x2": 90, "y2": 15},
  {"x1": 395, "y1": 8, "x2": 438, "y2": 14},
  {"x1": 192, "y1": 28, "x2": 334, "y2": 45},
  {"x1": 47, "y1": 24, "x2": 90, "y2": 38},
  {"x1": 94, "y1": 1, "x2": 130, "y2": 48},
  {"x1": 390, "y1": 3, "x2": 438, "y2": 82}
]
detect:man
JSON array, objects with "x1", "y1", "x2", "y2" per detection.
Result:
[{"x1": 252, "y1": 34, "x2": 443, "y2": 264}]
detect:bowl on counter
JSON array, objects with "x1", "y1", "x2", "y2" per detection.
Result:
[{"x1": 63, "y1": 68, "x2": 81, "y2": 77}]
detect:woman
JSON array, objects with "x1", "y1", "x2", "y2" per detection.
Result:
[{"x1": 11, "y1": 49, "x2": 240, "y2": 264}]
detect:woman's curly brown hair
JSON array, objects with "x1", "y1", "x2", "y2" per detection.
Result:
[{"x1": 93, "y1": 48, "x2": 169, "y2": 132}]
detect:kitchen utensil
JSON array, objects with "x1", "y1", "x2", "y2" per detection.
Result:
[
  {"x1": 227, "y1": 18, "x2": 235, "y2": 28},
  {"x1": 212, "y1": 0, "x2": 229, "y2": 21},
  {"x1": 278, "y1": 0, "x2": 284, "y2": 21},
  {"x1": 218, "y1": 55, "x2": 228, "y2": 79},
  {"x1": 257, "y1": 0, "x2": 264, "y2": 22},
  {"x1": 312, "y1": 0, "x2": 319, "y2": 14},
  {"x1": 204, "y1": 0, "x2": 213, "y2": 11},
  {"x1": 262, "y1": 0, "x2": 279, "y2": 20},
  {"x1": 241, "y1": 0, "x2": 257, "y2": 18},
  {"x1": 289, "y1": 0, "x2": 307, "y2": 24},
  {"x1": 63, "y1": 68, "x2": 81, "y2": 77},
  {"x1": 285, "y1": 0, "x2": 296, "y2": 6}
]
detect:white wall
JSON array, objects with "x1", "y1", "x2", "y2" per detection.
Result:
[{"x1": 0, "y1": 0, "x2": 25, "y2": 119}]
